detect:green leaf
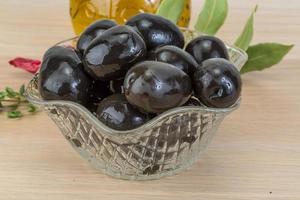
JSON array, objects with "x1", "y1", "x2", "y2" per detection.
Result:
[
  {"x1": 5, "y1": 87, "x2": 18, "y2": 98},
  {"x1": 0, "y1": 91, "x2": 6, "y2": 100},
  {"x1": 1, "y1": 84, "x2": 39, "y2": 119},
  {"x1": 156, "y1": 0, "x2": 185, "y2": 24},
  {"x1": 28, "y1": 104, "x2": 37, "y2": 113},
  {"x1": 194, "y1": 0, "x2": 228, "y2": 35},
  {"x1": 19, "y1": 84, "x2": 25, "y2": 97},
  {"x1": 7, "y1": 111, "x2": 23, "y2": 118},
  {"x1": 234, "y1": 5, "x2": 258, "y2": 50},
  {"x1": 241, "y1": 43, "x2": 294, "y2": 74}
]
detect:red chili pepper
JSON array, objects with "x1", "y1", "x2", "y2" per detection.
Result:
[{"x1": 9, "y1": 57, "x2": 41, "y2": 74}]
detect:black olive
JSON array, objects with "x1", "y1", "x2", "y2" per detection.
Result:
[
  {"x1": 148, "y1": 45, "x2": 198, "y2": 76},
  {"x1": 110, "y1": 78, "x2": 125, "y2": 94},
  {"x1": 83, "y1": 25, "x2": 147, "y2": 81},
  {"x1": 186, "y1": 36, "x2": 229, "y2": 64},
  {"x1": 96, "y1": 94, "x2": 150, "y2": 131},
  {"x1": 76, "y1": 19, "x2": 117, "y2": 54},
  {"x1": 124, "y1": 61, "x2": 192, "y2": 114},
  {"x1": 126, "y1": 13, "x2": 184, "y2": 50},
  {"x1": 193, "y1": 58, "x2": 242, "y2": 108},
  {"x1": 86, "y1": 80, "x2": 112, "y2": 114},
  {"x1": 184, "y1": 96, "x2": 202, "y2": 107},
  {"x1": 38, "y1": 46, "x2": 91, "y2": 106}
]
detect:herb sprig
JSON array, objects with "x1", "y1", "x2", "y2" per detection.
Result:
[{"x1": 0, "y1": 84, "x2": 38, "y2": 118}]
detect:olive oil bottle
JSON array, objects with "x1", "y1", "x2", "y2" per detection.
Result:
[{"x1": 70, "y1": 0, "x2": 191, "y2": 35}]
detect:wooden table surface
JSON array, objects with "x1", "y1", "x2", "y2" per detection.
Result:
[{"x1": 1, "y1": 0, "x2": 300, "y2": 199}]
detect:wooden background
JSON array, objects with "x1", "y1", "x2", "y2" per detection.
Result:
[{"x1": 0, "y1": 0, "x2": 300, "y2": 199}]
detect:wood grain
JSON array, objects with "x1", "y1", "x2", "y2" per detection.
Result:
[{"x1": 0, "y1": 0, "x2": 300, "y2": 199}]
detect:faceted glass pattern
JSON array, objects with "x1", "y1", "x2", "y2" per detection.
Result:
[{"x1": 25, "y1": 29, "x2": 247, "y2": 180}]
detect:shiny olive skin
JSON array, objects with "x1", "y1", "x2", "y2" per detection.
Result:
[
  {"x1": 96, "y1": 94, "x2": 150, "y2": 131},
  {"x1": 184, "y1": 96, "x2": 202, "y2": 106},
  {"x1": 38, "y1": 46, "x2": 91, "y2": 106},
  {"x1": 110, "y1": 78, "x2": 125, "y2": 94},
  {"x1": 126, "y1": 13, "x2": 185, "y2": 50},
  {"x1": 77, "y1": 19, "x2": 117, "y2": 54},
  {"x1": 193, "y1": 58, "x2": 242, "y2": 108},
  {"x1": 186, "y1": 36, "x2": 229, "y2": 64},
  {"x1": 148, "y1": 45, "x2": 198, "y2": 76},
  {"x1": 83, "y1": 25, "x2": 147, "y2": 81},
  {"x1": 124, "y1": 61, "x2": 192, "y2": 114}
]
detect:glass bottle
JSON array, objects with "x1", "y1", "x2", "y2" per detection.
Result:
[{"x1": 70, "y1": 0, "x2": 191, "y2": 35}]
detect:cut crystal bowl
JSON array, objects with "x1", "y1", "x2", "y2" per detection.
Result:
[{"x1": 25, "y1": 29, "x2": 248, "y2": 180}]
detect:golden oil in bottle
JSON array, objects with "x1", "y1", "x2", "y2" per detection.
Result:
[{"x1": 70, "y1": 0, "x2": 191, "y2": 35}]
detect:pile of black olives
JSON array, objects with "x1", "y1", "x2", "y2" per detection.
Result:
[{"x1": 38, "y1": 13, "x2": 242, "y2": 131}]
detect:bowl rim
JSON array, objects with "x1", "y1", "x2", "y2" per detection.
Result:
[
  {"x1": 26, "y1": 29, "x2": 245, "y2": 137},
  {"x1": 25, "y1": 73, "x2": 240, "y2": 137}
]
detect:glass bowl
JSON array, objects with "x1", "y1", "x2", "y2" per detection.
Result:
[{"x1": 25, "y1": 29, "x2": 248, "y2": 180}]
